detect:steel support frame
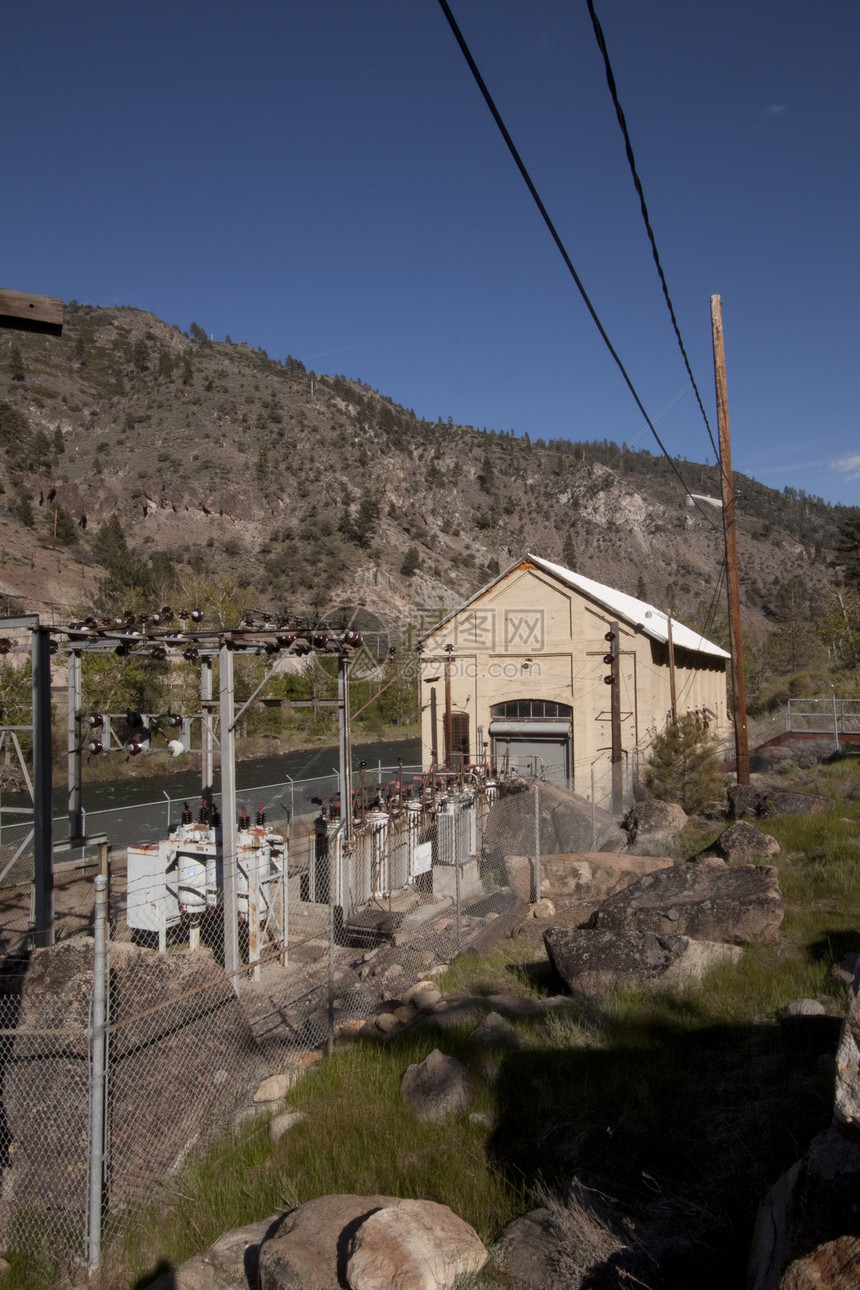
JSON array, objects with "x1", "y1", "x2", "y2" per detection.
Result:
[{"x1": 219, "y1": 645, "x2": 240, "y2": 989}]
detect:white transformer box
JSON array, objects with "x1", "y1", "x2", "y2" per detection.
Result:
[{"x1": 127, "y1": 817, "x2": 286, "y2": 953}]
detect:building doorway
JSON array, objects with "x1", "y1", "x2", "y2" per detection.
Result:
[{"x1": 489, "y1": 699, "x2": 572, "y2": 785}]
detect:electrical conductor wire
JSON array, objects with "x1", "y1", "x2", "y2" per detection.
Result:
[
  {"x1": 586, "y1": 0, "x2": 720, "y2": 465},
  {"x1": 435, "y1": 0, "x2": 716, "y2": 529}
]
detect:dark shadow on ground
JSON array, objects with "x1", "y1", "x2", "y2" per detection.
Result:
[
  {"x1": 807, "y1": 926, "x2": 860, "y2": 967},
  {"x1": 482, "y1": 996, "x2": 838, "y2": 1290}
]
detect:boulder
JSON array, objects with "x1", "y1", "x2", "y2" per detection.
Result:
[
  {"x1": 483, "y1": 991, "x2": 547, "y2": 1017},
  {"x1": 492, "y1": 1208, "x2": 568, "y2": 1289},
  {"x1": 400, "y1": 1048, "x2": 470, "y2": 1121},
  {"x1": 835, "y1": 963, "x2": 860, "y2": 1141},
  {"x1": 483, "y1": 781, "x2": 628, "y2": 868},
  {"x1": 467, "y1": 1011, "x2": 521, "y2": 1048},
  {"x1": 504, "y1": 854, "x2": 537, "y2": 903},
  {"x1": 3, "y1": 937, "x2": 265, "y2": 1220},
  {"x1": 749, "y1": 1125, "x2": 860, "y2": 1290},
  {"x1": 404, "y1": 980, "x2": 442, "y2": 1009},
  {"x1": 587, "y1": 858, "x2": 784, "y2": 943},
  {"x1": 373, "y1": 1012, "x2": 400, "y2": 1035},
  {"x1": 728, "y1": 783, "x2": 764, "y2": 820},
  {"x1": 345, "y1": 1198, "x2": 488, "y2": 1290},
  {"x1": 762, "y1": 790, "x2": 836, "y2": 817},
  {"x1": 539, "y1": 852, "x2": 673, "y2": 909},
  {"x1": 259, "y1": 1195, "x2": 399, "y2": 1290},
  {"x1": 491, "y1": 1186, "x2": 647, "y2": 1290},
  {"x1": 715, "y1": 821, "x2": 781, "y2": 864},
  {"x1": 544, "y1": 926, "x2": 742, "y2": 1000},
  {"x1": 725, "y1": 784, "x2": 834, "y2": 821},
  {"x1": 750, "y1": 745, "x2": 797, "y2": 773},
  {"x1": 831, "y1": 953, "x2": 860, "y2": 989},
  {"x1": 624, "y1": 800, "x2": 688, "y2": 855},
  {"x1": 777, "y1": 1235, "x2": 860, "y2": 1289},
  {"x1": 254, "y1": 1073, "x2": 298, "y2": 1103},
  {"x1": 531, "y1": 898, "x2": 556, "y2": 918},
  {"x1": 145, "y1": 1214, "x2": 282, "y2": 1290},
  {"x1": 269, "y1": 1111, "x2": 307, "y2": 1144},
  {"x1": 785, "y1": 999, "x2": 826, "y2": 1018}
]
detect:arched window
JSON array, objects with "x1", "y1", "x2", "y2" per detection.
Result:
[{"x1": 490, "y1": 699, "x2": 572, "y2": 721}]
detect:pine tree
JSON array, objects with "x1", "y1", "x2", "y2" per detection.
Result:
[
  {"x1": 400, "y1": 546, "x2": 420, "y2": 577},
  {"x1": 644, "y1": 714, "x2": 724, "y2": 814},
  {"x1": 49, "y1": 506, "x2": 78, "y2": 547},
  {"x1": 15, "y1": 496, "x2": 34, "y2": 528},
  {"x1": 835, "y1": 517, "x2": 860, "y2": 590},
  {"x1": 130, "y1": 338, "x2": 150, "y2": 372},
  {"x1": 764, "y1": 576, "x2": 822, "y2": 674}
]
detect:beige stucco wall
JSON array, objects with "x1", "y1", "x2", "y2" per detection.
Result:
[{"x1": 419, "y1": 561, "x2": 728, "y2": 795}]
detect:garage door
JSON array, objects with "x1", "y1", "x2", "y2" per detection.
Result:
[{"x1": 489, "y1": 720, "x2": 571, "y2": 785}]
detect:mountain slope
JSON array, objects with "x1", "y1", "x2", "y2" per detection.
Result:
[{"x1": 0, "y1": 303, "x2": 852, "y2": 648}]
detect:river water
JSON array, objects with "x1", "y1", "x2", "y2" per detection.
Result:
[{"x1": 12, "y1": 736, "x2": 422, "y2": 818}]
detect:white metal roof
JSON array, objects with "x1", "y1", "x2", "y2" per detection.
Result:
[{"x1": 527, "y1": 554, "x2": 730, "y2": 659}]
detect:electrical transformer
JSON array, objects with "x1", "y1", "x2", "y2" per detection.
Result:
[{"x1": 127, "y1": 810, "x2": 286, "y2": 952}]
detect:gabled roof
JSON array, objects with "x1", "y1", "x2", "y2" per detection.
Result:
[
  {"x1": 527, "y1": 555, "x2": 730, "y2": 659},
  {"x1": 421, "y1": 554, "x2": 730, "y2": 661}
]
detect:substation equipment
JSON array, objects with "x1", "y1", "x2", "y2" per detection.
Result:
[
  {"x1": 307, "y1": 752, "x2": 500, "y2": 946},
  {"x1": 2, "y1": 612, "x2": 509, "y2": 984},
  {"x1": 1, "y1": 611, "x2": 365, "y2": 987}
]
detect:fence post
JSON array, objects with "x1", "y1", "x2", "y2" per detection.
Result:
[
  {"x1": 327, "y1": 844, "x2": 335, "y2": 1054},
  {"x1": 533, "y1": 780, "x2": 541, "y2": 904},
  {"x1": 454, "y1": 811, "x2": 461, "y2": 950},
  {"x1": 87, "y1": 874, "x2": 109, "y2": 1274}
]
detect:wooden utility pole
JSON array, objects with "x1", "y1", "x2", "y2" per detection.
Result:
[
  {"x1": 667, "y1": 612, "x2": 677, "y2": 721},
  {"x1": 608, "y1": 621, "x2": 623, "y2": 812},
  {"x1": 443, "y1": 644, "x2": 454, "y2": 770},
  {"x1": 711, "y1": 295, "x2": 750, "y2": 784}
]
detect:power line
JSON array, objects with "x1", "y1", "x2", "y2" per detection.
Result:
[
  {"x1": 435, "y1": 0, "x2": 717, "y2": 529},
  {"x1": 586, "y1": 0, "x2": 720, "y2": 465}
]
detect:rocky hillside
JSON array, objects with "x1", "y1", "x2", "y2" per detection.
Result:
[{"x1": 0, "y1": 303, "x2": 853, "y2": 645}]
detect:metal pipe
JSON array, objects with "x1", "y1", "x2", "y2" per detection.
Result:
[
  {"x1": 455, "y1": 818, "x2": 461, "y2": 950},
  {"x1": 67, "y1": 649, "x2": 82, "y2": 840},
  {"x1": 87, "y1": 874, "x2": 108, "y2": 1273},
  {"x1": 219, "y1": 645, "x2": 240, "y2": 990},
  {"x1": 327, "y1": 861, "x2": 335, "y2": 1054},
  {"x1": 534, "y1": 780, "x2": 541, "y2": 904},
  {"x1": 338, "y1": 653, "x2": 353, "y2": 845},
  {"x1": 201, "y1": 656, "x2": 214, "y2": 811},
  {"x1": 32, "y1": 625, "x2": 54, "y2": 947}
]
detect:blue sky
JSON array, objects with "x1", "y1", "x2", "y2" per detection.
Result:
[{"x1": 5, "y1": 1, "x2": 859, "y2": 507}]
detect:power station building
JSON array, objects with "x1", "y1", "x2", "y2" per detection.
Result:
[{"x1": 418, "y1": 554, "x2": 730, "y2": 798}]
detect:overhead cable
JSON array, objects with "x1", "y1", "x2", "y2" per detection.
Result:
[
  {"x1": 585, "y1": 0, "x2": 720, "y2": 465},
  {"x1": 435, "y1": 0, "x2": 716, "y2": 528}
]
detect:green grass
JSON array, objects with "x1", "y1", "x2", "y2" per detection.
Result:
[
  {"x1": 111, "y1": 1037, "x2": 526, "y2": 1290},
  {"x1": 436, "y1": 937, "x2": 555, "y2": 999}
]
